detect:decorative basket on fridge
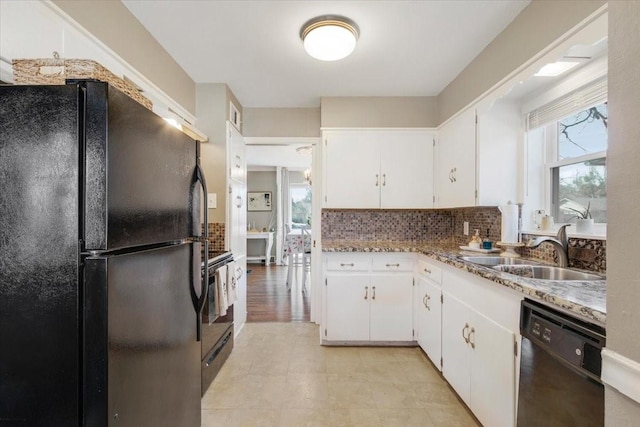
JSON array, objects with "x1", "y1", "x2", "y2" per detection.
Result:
[{"x1": 11, "y1": 52, "x2": 152, "y2": 110}]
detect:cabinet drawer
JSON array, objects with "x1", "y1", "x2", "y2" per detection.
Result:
[
  {"x1": 372, "y1": 258, "x2": 414, "y2": 272},
  {"x1": 417, "y1": 259, "x2": 442, "y2": 284},
  {"x1": 326, "y1": 259, "x2": 370, "y2": 272}
]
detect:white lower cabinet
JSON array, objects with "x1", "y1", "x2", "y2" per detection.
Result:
[
  {"x1": 324, "y1": 254, "x2": 414, "y2": 342},
  {"x1": 325, "y1": 274, "x2": 370, "y2": 341},
  {"x1": 414, "y1": 260, "x2": 442, "y2": 370},
  {"x1": 442, "y1": 291, "x2": 516, "y2": 427}
]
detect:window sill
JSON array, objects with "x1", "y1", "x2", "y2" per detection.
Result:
[{"x1": 521, "y1": 227, "x2": 607, "y2": 240}]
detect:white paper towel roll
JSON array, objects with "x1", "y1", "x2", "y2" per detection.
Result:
[{"x1": 499, "y1": 202, "x2": 519, "y2": 243}]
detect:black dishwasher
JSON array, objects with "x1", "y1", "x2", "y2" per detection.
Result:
[{"x1": 517, "y1": 299, "x2": 606, "y2": 426}]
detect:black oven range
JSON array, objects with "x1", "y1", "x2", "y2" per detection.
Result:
[{"x1": 200, "y1": 250, "x2": 235, "y2": 396}]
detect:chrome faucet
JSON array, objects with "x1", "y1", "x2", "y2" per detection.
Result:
[{"x1": 526, "y1": 224, "x2": 571, "y2": 267}]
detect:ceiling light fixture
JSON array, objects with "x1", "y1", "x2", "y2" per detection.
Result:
[
  {"x1": 300, "y1": 15, "x2": 359, "y2": 61},
  {"x1": 535, "y1": 61, "x2": 580, "y2": 77}
]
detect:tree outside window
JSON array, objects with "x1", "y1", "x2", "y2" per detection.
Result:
[
  {"x1": 553, "y1": 103, "x2": 607, "y2": 224},
  {"x1": 290, "y1": 185, "x2": 312, "y2": 228}
]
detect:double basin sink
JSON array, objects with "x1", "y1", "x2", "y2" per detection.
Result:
[{"x1": 459, "y1": 256, "x2": 604, "y2": 281}]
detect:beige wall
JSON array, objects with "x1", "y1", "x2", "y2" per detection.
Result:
[
  {"x1": 438, "y1": 0, "x2": 607, "y2": 124},
  {"x1": 52, "y1": 0, "x2": 196, "y2": 114},
  {"x1": 247, "y1": 171, "x2": 277, "y2": 260},
  {"x1": 321, "y1": 97, "x2": 438, "y2": 128},
  {"x1": 605, "y1": 1, "x2": 640, "y2": 423},
  {"x1": 196, "y1": 83, "x2": 232, "y2": 224},
  {"x1": 243, "y1": 108, "x2": 321, "y2": 137}
]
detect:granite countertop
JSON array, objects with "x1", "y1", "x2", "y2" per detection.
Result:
[{"x1": 322, "y1": 240, "x2": 606, "y2": 326}]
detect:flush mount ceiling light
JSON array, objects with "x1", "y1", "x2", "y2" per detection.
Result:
[
  {"x1": 300, "y1": 15, "x2": 359, "y2": 61},
  {"x1": 535, "y1": 61, "x2": 580, "y2": 77}
]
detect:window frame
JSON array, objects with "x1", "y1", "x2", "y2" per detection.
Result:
[{"x1": 541, "y1": 116, "x2": 607, "y2": 235}]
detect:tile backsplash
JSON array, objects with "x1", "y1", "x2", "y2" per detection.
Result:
[
  {"x1": 203, "y1": 222, "x2": 225, "y2": 253},
  {"x1": 321, "y1": 209, "x2": 452, "y2": 242},
  {"x1": 322, "y1": 207, "x2": 606, "y2": 273}
]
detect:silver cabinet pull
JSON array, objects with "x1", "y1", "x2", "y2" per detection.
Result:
[
  {"x1": 425, "y1": 294, "x2": 431, "y2": 311},
  {"x1": 422, "y1": 294, "x2": 428, "y2": 308},
  {"x1": 469, "y1": 327, "x2": 476, "y2": 349},
  {"x1": 452, "y1": 167, "x2": 457, "y2": 183},
  {"x1": 382, "y1": 173, "x2": 386, "y2": 186},
  {"x1": 386, "y1": 263, "x2": 400, "y2": 267},
  {"x1": 372, "y1": 286, "x2": 376, "y2": 300},
  {"x1": 375, "y1": 174, "x2": 379, "y2": 187},
  {"x1": 235, "y1": 154, "x2": 241, "y2": 169},
  {"x1": 364, "y1": 286, "x2": 368, "y2": 300},
  {"x1": 424, "y1": 268, "x2": 431, "y2": 274},
  {"x1": 449, "y1": 169, "x2": 454, "y2": 183},
  {"x1": 462, "y1": 323, "x2": 470, "y2": 343},
  {"x1": 340, "y1": 263, "x2": 355, "y2": 267}
]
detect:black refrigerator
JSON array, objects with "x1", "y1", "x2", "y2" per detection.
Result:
[{"x1": 0, "y1": 81, "x2": 209, "y2": 426}]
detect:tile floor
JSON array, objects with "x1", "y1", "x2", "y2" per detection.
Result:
[{"x1": 201, "y1": 322, "x2": 478, "y2": 427}]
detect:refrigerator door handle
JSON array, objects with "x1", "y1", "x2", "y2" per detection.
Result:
[{"x1": 194, "y1": 161, "x2": 208, "y2": 341}]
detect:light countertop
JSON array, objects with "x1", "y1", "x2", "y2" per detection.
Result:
[{"x1": 322, "y1": 240, "x2": 606, "y2": 326}]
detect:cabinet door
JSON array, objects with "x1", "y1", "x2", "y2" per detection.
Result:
[
  {"x1": 324, "y1": 131, "x2": 380, "y2": 208},
  {"x1": 441, "y1": 292, "x2": 471, "y2": 406},
  {"x1": 369, "y1": 275, "x2": 414, "y2": 341},
  {"x1": 379, "y1": 131, "x2": 434, "y2": 208},
  {"x1": 469, "y1": 310, "x2": 516, "y2": 427},
  {"x1": 436, "y1": 108, "x2": 477, "y2": 208},
  {"x1": 325, "y1": 275, "x2": 370, "y2": 341},
  {"x1": 416, "y1": 276, "x2": 442, "y2": 369},
  {"x1": 227, "y1": 123, "x2": 246, "y2": 184}
]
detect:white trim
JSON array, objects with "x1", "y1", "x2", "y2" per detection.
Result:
[
  {"x1": 547, "y1": 150, "x2": 607, "y2": 169},
  {"x1": 244, "y1": 137, "x2": 321, "y2": 146},
  {"x1": 320, "y1": 127, "x2": 436, "y2": 132},
  {"x1": 602, "y1": 348, "x2": 640, "y2": 405}
]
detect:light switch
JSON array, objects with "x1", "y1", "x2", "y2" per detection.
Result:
[
  {"x1": 207, "y1": 193, "x2": 217, "y2": 209},
  {"x1": 463, "y1": 221, "x2": 469, "y2": 236}
]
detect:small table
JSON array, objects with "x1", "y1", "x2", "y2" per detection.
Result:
[{"x1": 247, "y1": 231, "x2": 274, "y2": 265}]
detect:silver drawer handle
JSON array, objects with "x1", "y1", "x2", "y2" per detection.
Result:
[
  {"x1": 375, "y1": 174, "x2": 379, "y2": 187},
  {"x1": 425, "y1": 294, "x2": 431, "y2": 311},
  {"x1": 364, "y1": 286, "x2": 368, "y2": 300},
  {"x1": 462, "y1": 323, "x2": 470, "y2": 344},
  {"x1": 386, "y1": 263, "x2": 400, "y2": 267},
  {"x1": 372, "y1": 286, "x2": 376, "y2": 300},
  {"x1": 469, "y1": 327, "x2": 476, "y2": 349},
  {"x1": 424, "y1": 268, "x2": 431, "y2": 274},
  {"x1": 340, "y1": 263, "x2": 355, "y2": 267}
]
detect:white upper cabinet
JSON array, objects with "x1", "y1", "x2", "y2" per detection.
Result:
[
  {"x1": 436, "y1": 99, "x2": 520, "y2": 208},
  {"x1": 227, "y1": 122, "x2": 246, "y2": 184},
  {"x1": 436, "y1": 108, "x2": 477, "y2": 208},
  {"x1": 323, "y1": 129, "x2": 434, "y2": 209},
  {"x1": 475, "y1": 99, "x2": 520, "y2": 206}
]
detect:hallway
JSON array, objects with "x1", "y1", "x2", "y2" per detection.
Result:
[{"x1": 246, "y1": 264, "x2": 310, "y2": 323}]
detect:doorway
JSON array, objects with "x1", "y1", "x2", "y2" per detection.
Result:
[{"x1": 244, "y1": 140, "x2": 319, "y2": 323}]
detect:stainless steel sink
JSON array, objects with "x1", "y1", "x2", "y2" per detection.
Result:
[
  {"x1": 493, "y1": 265, "x2": 604, "y2": 281},
  {"x1": 459, "y1": 256, "x2": 540, "y2": 267}
]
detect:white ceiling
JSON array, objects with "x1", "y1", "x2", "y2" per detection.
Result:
[{"x1": 122, "y1": 0, "x2": 530, "y2": 108}]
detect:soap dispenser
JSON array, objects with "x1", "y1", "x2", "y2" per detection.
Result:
[
  {"x1": 469, "y1": 229, "x2": 481, "y2": 249},
  {"x1": 482, "y1": 228, "x2": 493, "y2": 250}
]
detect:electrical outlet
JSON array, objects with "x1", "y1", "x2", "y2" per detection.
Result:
[{"x1": 463, "y1": 221, "x2": 469, "y2": 236}]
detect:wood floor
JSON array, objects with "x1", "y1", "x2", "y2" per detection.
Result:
[{"x1": 246, "y1": 263, "x2": 310, "y2": 322}]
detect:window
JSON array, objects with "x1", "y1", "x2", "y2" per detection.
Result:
[
  {"x1": 290, "y1": 184, "x2": 312, "y2": 229},
  {"x1": 549, "y1": 102, "x2": 607, "y2": 224},
  {"x1": 525, "y1": 76, "x2": 608, "y2": 235}
]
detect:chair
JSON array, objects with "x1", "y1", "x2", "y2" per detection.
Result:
[{"x1": 301, "y1": 227, "x2": 312, "y2": 292}]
